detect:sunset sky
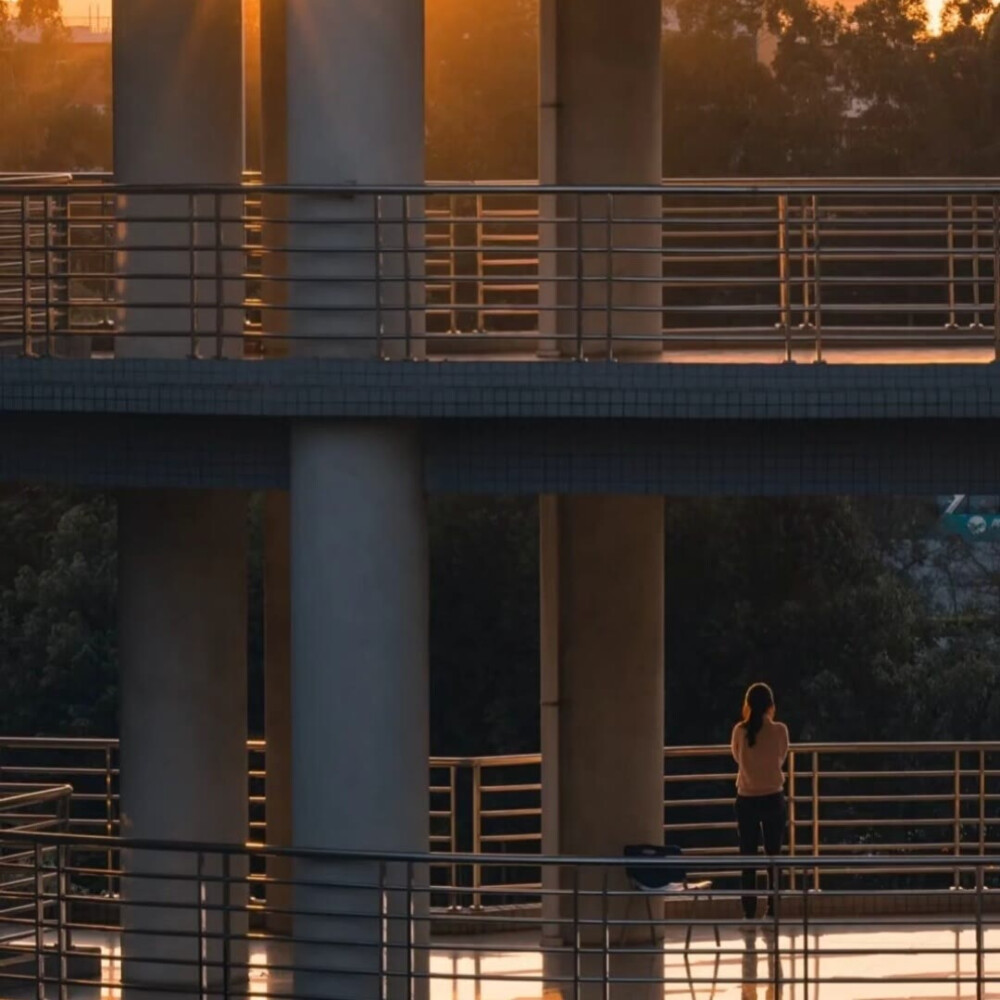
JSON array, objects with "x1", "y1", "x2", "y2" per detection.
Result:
[{"x1": 29, "y1": 0, "x2": 959, "y2": 36}]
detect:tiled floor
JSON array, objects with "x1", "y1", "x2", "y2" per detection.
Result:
[
  {"x1": 442, "y1": 346, "x2": 999, "y2": 365},
  {"x1": 41, "y1": 923, "x2": 1000, "y2": 1000}
]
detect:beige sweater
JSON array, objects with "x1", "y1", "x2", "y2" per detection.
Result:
[{"x1": 731, "y1": 718, "x2": 789, "y2": 796}]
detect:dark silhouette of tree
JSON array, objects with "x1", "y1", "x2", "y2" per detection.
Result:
[{"x1": 0, "y1": 0, "x2": 110, "y2": 172}]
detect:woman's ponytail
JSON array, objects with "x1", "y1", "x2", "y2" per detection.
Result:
[{"x1": 741, "y1": 682, "x2": 775, "y2": 748}]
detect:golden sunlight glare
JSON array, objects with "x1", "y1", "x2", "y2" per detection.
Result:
[{"x1": 925, "y1": 0, "x2": 946, "y2": 33}]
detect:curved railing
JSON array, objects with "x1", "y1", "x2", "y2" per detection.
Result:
[
  {"x1": 3, "y1": 176, "x2": 1000, "y2": 361},
  {"x1": 3, "y1": 737, "x2": 1000, "y2": 899},
  {"x1": 4, "y1": 832, "x2": 1000, "y2": 999},
  {"x1": 0, "y1": 782, "x2": 73, "y2": 965}
]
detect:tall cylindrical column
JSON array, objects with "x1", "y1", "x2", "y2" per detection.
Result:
[
  {"x1": 118, "y1": 490, "x2": 249, "y2": 999},
  {"x1": 540, "y1": 495, "x2": 665, "y2": 999},
  {"x1": 259, "y1": 0, "x2": 425, "y2": 358},
  {"x1": 538, "y1": 0, "x2": 662, "y2": 357},
  {"x1": 538, "y1": 4, "x2": 665, "y2": 986},
  {"x1": 290, "y1": 422, "x2": 429, "y2": 1000},
  {"x1": 112, "y1": 0, "x2": 245, "y2": 359}
]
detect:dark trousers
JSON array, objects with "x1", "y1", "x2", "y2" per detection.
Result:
[{"x1": 735, "y1": 792, "x2": 786, "y2": 918}]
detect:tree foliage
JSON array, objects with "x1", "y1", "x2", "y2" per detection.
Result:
[
  {"x1": 4, "y1": 1, "x2": 1000, "y2": 752},
  {"x1": 0, "y1": 490, "x2": 116, "y2": 735},
  {"x1": 0, "y1": 0, "x2": 110, "y2": 171}
]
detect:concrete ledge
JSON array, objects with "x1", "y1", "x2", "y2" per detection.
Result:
[{"x1": 2, "y1": 358, "x2": 1000, "y2": 421}]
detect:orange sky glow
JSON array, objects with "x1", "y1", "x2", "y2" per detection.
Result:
[{"x1": 7, "y1": 0, "x2": 969, "y2": 37}]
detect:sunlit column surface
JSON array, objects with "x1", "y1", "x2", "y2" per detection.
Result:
[
  {"x1": 538, "y1": 0, "x2": 663, "y2": 357},
  {"x1": 290, "y1": 423, "x2": 430, "y2": 1000},
  {"x1": 118, "y1": 490, "x2": 249, "y2": 1000},
  {"x1": 259, "y1": 0, "x2": 425, "y2": 358},
  {"x1": 112, "y1": 0, "x2": 245, "y2": 359},
  {"x1": 538, "y1": 10, "x2": 665, "y2": 989},
  {"x1": 540, "y1": 495, "x2": 666, "y2": 1000}
]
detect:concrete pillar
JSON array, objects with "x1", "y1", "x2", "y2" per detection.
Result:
[
  {"x1": 259, "y1": 0, "x2": 425, "y2": 358},
  {"x1": 540, "y1": 496, "x2": 665, "y2": 998},
  {"x1": 112, "y1": 0, "x2": 245, "y2": 359},
  {"x1": 538, "y1": 0, "x2": 662, "y2": 357},
  {"x1": 118, "y1": 491, "x2": 249, "y2": 999},
  {"x1": 263, "y1": 490, "x2": 293, "y2": 934},
  {"x1": 290, "y1": 423, "x2": 429, "y2": 1000}
]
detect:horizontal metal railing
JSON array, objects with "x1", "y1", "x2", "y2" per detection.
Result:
[
  {"x1": 6, "y1": 834, "x2": 1000, "y2": 999},
  {"x1": 0, "y1": 784, "x2": 72, "y2": 971},
  {"x1": 2, "y1": 177, "x2": 1000, "y2": 360},
  {"x1": 6, "y1": 737, "x2": 1000, "y2": 908}
]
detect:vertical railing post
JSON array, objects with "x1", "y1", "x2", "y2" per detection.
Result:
[
  {"x1": 810, "y1": 194, "x2": 823, "y2": 363},
  {"x1": 104, "y1": 745, "x2": 114, "y2": 898},
  {"x1": 55, "y1": 845, "x2": 68, "y2": 1000},
  {"x1": 787, "y1": 749, "x2": 797, "y2": 890},
  {"x1": 197, "y1": 851, "x2": 207, "y2": 1000},
  {"x1": 471, "y1": 762, "x2": 483, "y2": 909},
  {"x1": 605, "y1": 193, "x2": 614, "y2": 361},
  {"x1": 405, "y1": 860, "x2": 414, "y2": 1000},
  {"x1": 189, "y1": 192, "x2": 199, "y2": 359},
  {"x1": 802, "y1": 862, "x2": 810, "y2": 1000},
  {"x1": 771, "y1": 858, "x2": 781, "y2": 993},
  {"x1": 976, "y1": 861, "x2": 985, "y2": 1000},
  {"x1": 575, "y1": 192, "x2": 584, "y2": 360},
  {"x1": 951, "y1": 750, "x2": 962, "y2": 889},
  {"x1": 979, "y1": 749, "x2": 986, "y2": 861},
  {"x1": 442, "y1": 194, "x2": 455, "y2": 334},
  {"x1": 800, "y1": 195, "x2": 812, "y2": 331},
  {"x1": 572, "y1": 865, "x2": 581, "y2": 1000},
  {"x1": 778, "y1": 193, "x2": 792, "y2": 362},
  {"x1": 34, "y1": 842, "x2": 46, "y2": 1000},
  {"x1": 973, "y1": 195, "x2": 982, "y2": 328},
  {"x1": 51, "y1": 192, "x2": 68, "y2": 353},
  {"x1": 954, "y1": 749, "x2": 963, "y2": 889},
  {"x1": 537, "y1": 189, "x2": 558, "y2": 357},
  {"x1": 214, "y1": 191, "x2": 225, "y2": 360},
  {"x1": 992, "y1": 196, "x2": 1000, "y2": 362},
  {"x1": 374, "y1": 195, "x2": 384, "y2": 358},
  {"x1": 601, "y1": 870, "x2": 610, "y2": 1000},
  {"x1": 102, "y1": 192, "x2": 115, "y2": 338},
  {"x1": 811, "y1": 751, "x2": 820, "y2": 892},
  {"x1": 57, "y1": 794, "x2": 69, "y2": 834},
  {"x1": 476, "y1": 193, "x2": 486, "y2": 334},
  {"x1": 41, "y1": 194, "x2": 52, "y2": 357},
  {"x1": 402, "y1": 194, "x2": 413, "y2": 359},
  {"x1": 378, "y1": 860, "x2": 387, "y2": 1000},
  {"x1": 21, "y1": 193, "x2": 33, "y2": 357},
  {"x1": 449, "y1": 764, "x2": 458, "y2": 910},
  {"x1": 222, "y1": 852, "x2": 232, "y2": 1000},
  {"x1": 947, "y1": 194, "x2": 958, "y2": 328}
]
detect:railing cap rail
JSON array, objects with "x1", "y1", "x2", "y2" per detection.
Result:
[
  {"x1": 5, "y1": 177, "x2": 1000, "y2": 196},
  {"x1": 0, "y1": 783, "x2": 72, "y2": 811},
  {"x1": 663, "y1": 740, "x2": 1000, "y2": 756},
  {"x1": 5, "y1": 828, "x2": 1000, "y2": 871}
]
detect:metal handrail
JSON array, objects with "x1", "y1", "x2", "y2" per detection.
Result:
[
  {"x1": 6, "y1": 830, "x2": 1000, "y2": 1000},
  {"x1": 6, "y1": 176, "x2": 1000, "y2": 193},
  {"x1": 3, "y1": 177, "x2": 1000, "y2": 360},
  {"x1": 6, "y1": 736, "x2": 1000, "y2": 903},
  {"x1": 0, "y1": 827, "x2": 997, "y2": 871},
  {"x1": 0, "y1": 783, "x2": 72, "y2": 813}
]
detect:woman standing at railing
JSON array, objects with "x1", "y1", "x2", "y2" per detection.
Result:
[{"x1": 731, "y1": 682, "x2": 789, "y2": 920}]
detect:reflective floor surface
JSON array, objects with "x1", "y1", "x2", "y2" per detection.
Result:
[
  {"x1": 440, "y1": 346, "x2": 999, "y2": 365},
  {"x1": 31, "y1": 923, "x2": 1000, "y2": 1000}
]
